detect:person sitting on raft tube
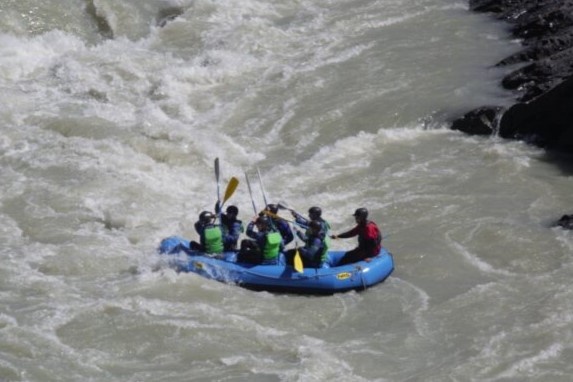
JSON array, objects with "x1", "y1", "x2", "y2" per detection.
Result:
[
  {"x1": 286, "y1": 219, "x2": 329, "y2": 268},
  {"x1": 330, "y1": 207, "x2": 382, "y2": 266},
  {"x1": 190, "y1": 211, "x2": 224, "y2": 254},
  {"x1": 238, "y1": 215, "x2": 284, "y2": 264}
]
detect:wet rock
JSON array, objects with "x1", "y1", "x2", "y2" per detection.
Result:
[
  {"x1": 455, "y1": 1, "x2": 573, "y2": 225},
  {"x1": 451, "y1": 0, "x2": 573, "y2": 155},
  {"x1": 451, "y1": 106, "x2": 504, "y2": 135},
  {"x1": 499, "y1": 76, "x2": 573, "y2": 150},
  {"x1": 555, "y1": 214, "x2": 573, "y2": 230}
]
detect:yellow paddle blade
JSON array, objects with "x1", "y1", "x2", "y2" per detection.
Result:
[
  {"x1": 222, "y1": 177, "x2": 239, "y2": 205},
  {"x1": 294, "y1": 249, "x2": 303, "y2": 273}
]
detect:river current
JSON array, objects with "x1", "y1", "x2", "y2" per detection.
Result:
[{"x1": 1, "y1": 0, "x2": 573, "y2": 381}]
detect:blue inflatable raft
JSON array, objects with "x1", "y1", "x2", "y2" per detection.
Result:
[{"x1": 158, "y1": 236, "x2": 394, "y2": 295}]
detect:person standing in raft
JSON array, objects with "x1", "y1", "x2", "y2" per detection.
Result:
[
  {"x1": 330, "y1": 207, "x2": 382, "y2": 266},
  {"x1": 285, "y1": 220, "x2": 329, "y2": 268},
  {"x1": 238, "y1": 215, "x2": 284, "y2": 264},
  {"x1": 215, "y1": 203, "x2": 244, "y2": 251},
  {"x1": 190, "y1": 211, "x2": 224, "y2": 254}
]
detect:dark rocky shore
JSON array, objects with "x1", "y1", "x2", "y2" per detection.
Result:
[
  {"x1": 451, "y1": 0, "x2": 573, "y2": 229},
  {"x1": 452, "y1": 0, "x2": 573, "y2": 154}
]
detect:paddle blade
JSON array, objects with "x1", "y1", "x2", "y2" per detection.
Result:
[
  {"x1": 222, "y1": 177, "x2": 239, "y2": 205},
  {"x1": 294, "y1": 249, "x2": 303, "y2": 273}
]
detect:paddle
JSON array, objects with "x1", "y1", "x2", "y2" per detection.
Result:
[
  {"x1": 278, "y1": 201, "x2": 303, "y2": 219},
  {"x1": 215, "y1": 158, "x2": 221, "y2": 209},
  {"x1": 277, "y1": 202, "x2": 293, "y2": 212},
  {"x1": 256, "y1": 167, "x2": 269, "y2": 207},
  {"x1": 262, "y1": 210, "x2": 308, "y2": 229},
  {"x1": 214, "y1": 159, "x2": 239, "y2": 222},
  {"x1": 293, "y1": 246, "x2": 303, "y2": 273},
  {"x1": 244, "y1": 172, "x2": 258, "y2": 215},
  {"x1": 221, "y1": 176, "x2": 239, "y2": 208}
]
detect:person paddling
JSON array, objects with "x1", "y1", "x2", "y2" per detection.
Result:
[{"x1": 330, "y1": 207, "x2": 382, "y2": 266}]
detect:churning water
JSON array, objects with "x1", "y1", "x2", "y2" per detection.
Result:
[{"x1": 1, "y1": 0, "x2": 573, "y2": 381}]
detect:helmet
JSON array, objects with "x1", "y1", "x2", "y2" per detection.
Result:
[
  {"x1": 256, "y1": 215, "x2": 270, "y2": 227},
  {"x1": 266, "y1": 204, "x2": 279, "y2": 214},
  {"x1": 308, "y1": 220, "x2": 322, "y2": 231},
  {"x1": 226, "y1": 205, "x2": 239, "y2": 215},
  {"x1": 353, "y1": 208, "x2": 368, "y2": 219},
  {"x1": 308, "y1": 206, "x2": 322, "y2": 218},
  {"x1": 199, "y1": 211, "x2": 215, "y2": 224}
]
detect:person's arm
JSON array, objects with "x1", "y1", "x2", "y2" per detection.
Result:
[
  {"x1": 331, "y1": 225, "x2": 358, "y2": 239},
  {"x1": 292, "y1": 211, "x2": 309, "y2": 227},
  {"x1": 194, "y1": 221, "x2": 202, "y2": 235},
  {"x1": 245, "y1": 221, "x2": 256, "y2": 239},
  {"x1": 282, "y1": 222, "x2": 294, "y2": 244}
]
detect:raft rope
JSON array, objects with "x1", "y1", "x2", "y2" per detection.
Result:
[{"x1": 356, "y1": 265, "x2": 367, "y2": 290}]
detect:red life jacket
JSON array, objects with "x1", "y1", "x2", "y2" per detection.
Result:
[{"x1": 358, "y1": 221, "x2": 382, "y2": 255}]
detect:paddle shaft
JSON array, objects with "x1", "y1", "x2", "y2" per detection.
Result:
[
  {"x1": 256, "y1": 167, "x2": 269, "y2": 208},
  {"x1": 245, "y1": 172, "x2": 258, "y2": 215}
]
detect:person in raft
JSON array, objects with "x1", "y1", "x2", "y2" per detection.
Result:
[
  {"x1": 238, "y1": 215, "x2": 284, "y2": 264},
  {"x1": 330, "y1": 207, "x2": 382, "y2": 266},
  {"x1": 285, "y1": 219, "x2": 329, "y2": 268},
  {"x1": 291, "y1": 206, "x2": 331, "y2": 234},
  {"x1": 215, "y1": 203, "x2": 244, "y2": 251},
  {"x1": 263, "y1": 203, "x2": 294, "y2": 246},
  {"x1": 190, "y1": 211, "x2": 224, "y2": 254}
]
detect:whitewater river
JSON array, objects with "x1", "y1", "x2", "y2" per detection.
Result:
[{"x1": 1, "y1": 0, "x2": 573, "y2": 380}]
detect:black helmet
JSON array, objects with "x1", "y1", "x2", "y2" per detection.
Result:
[
  {"x1": 308, "y1": 206, "x2": 322, "y2": 218},
  {"x1": 256, "y1": 215, "x2": 270, "y2": 226},
  {"x1": 266, "y1": 204, "x2": 279, "y2": 214},
  {"x1": 226, "y1": 205, "x2": 239, "y2": 215},
  {"x1": 353, "y1": 208, "x2": 368, "y2": 219},
  {"x1": 199, "y1": 211, "x2": 215, "y2": 224}
]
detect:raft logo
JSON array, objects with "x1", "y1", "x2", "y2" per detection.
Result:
[{"x1": 336, "y1": 272, "x2": 351, "y2": 280}]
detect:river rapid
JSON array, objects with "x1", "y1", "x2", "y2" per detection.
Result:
[{"x1": 1, "y1": 0, "x2": 573, "y2": 381}]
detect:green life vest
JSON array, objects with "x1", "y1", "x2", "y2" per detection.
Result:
[
  {"x1": 204, "y1": 226, "x2": 224, "y2": 254},
  {"x1": 263, "y1": 231, "x2": 282, "y2": 261},
  {"x1": 319, "y1": 236, "x2": 329, "y2": 263}
]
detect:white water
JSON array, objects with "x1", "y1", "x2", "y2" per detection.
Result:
[{"x1": 2, "y1": 0, "x2": 573, "y2": 381}]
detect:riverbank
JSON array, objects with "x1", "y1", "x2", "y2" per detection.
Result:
[{"x1": 452, "y1": 0, "x2": 573, "y2": 159}]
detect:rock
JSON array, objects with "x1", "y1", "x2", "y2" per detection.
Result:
[
  {"x1": 556, "y1": 214, "x2": 573, "y2": 230},
  {"x1": 451, "y1": 106, "x2": 504, "y2": 135},
  {"x1": 499, "y1": 76, "x2": 573, "y2": 150},
  {"x1": 451, "y1": 0, "x2": 573, "y2": 155},
  {"x1": 455, "y1": 1, "x2": 573, "y2": 226}
]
